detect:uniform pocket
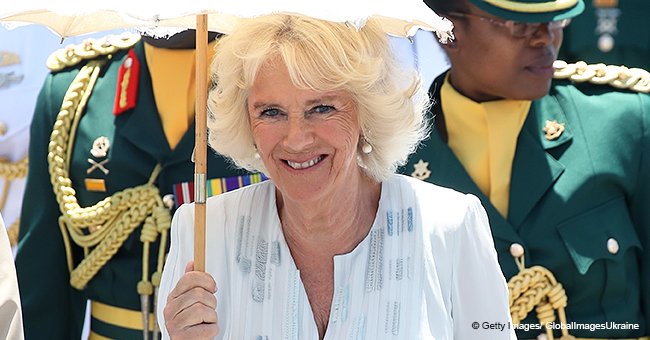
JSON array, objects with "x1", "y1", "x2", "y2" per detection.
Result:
[
  {"x1": 556, "y1": 196, "x2": 642, "y2": 275},
  {"x1": 556, "y1": 196, "x2": 643, "y2": 323}
]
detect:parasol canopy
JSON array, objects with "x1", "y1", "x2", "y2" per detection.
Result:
[
  {"x1": 1, "y1": 0, "x2": 454, "y2": 41},
  {"x1": 1, "y1": 0, "x2": 453, "y2": 273}
]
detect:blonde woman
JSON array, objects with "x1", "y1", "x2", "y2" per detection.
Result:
[{"x1": 158, "y1": 14, "x2": 514, "y2": 340}]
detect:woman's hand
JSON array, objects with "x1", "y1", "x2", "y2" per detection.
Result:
[{"x1": 164, "y1": 261, "x2": 219, "y2": 339}]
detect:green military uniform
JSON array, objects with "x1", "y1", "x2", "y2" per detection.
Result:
[
  {"x1": 15, "y1": 34, "x2": 259, "y2": 339},
  {"x1": 401, "y1": 63, "x2": 650, "y2": 338},
  {"x1": 559, "y1": 0, "x2": 650, "y2": 69}
]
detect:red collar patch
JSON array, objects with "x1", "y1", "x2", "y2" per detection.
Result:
[{"x1": 113, "y1": 48, "x2": 140, "y2": 116}]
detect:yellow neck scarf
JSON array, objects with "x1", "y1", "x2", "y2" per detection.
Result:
[
  {"x1": 441, "y1": 76, "x2": 530, "y2": 218},
  {"x1": 144, "y1": 41, "x2": 216, "y2": 149}
]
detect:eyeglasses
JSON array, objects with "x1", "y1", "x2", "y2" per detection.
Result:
[{"x1": 445, "y1": 12, "x2": 571, "y2": 39}]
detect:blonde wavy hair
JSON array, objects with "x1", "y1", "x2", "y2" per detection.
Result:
[{"x1": 207, "y1": 14, "x2": 430, "y2": 182}]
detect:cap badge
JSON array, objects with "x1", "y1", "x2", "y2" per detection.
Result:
[
  {"x1": 542, "y1": 120, "x2": 565, "y2": 140},
  {"x1": 411, "y1": 159, "x2": 431, "y2": 181},
  {"x1": 90, "y1": 136, "x2": 111, "y2": 158}
]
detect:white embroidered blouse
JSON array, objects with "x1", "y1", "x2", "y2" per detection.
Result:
[{"x1": 158, "y1": 174, "x2": 515, "y2": 340}]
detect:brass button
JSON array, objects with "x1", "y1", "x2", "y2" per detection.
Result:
[
  {"x1": 510, "y1": 243, "x2": 524, "y2": 258},
  {"x1": 607, "y1": 238, "x2": 619, "y2": 254}
]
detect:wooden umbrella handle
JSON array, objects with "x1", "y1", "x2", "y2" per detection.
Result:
[{"x1": 194, "y1": 14, "x2": 208, "y2": 272}]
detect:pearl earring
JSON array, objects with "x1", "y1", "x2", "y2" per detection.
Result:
[{"x1": 361, "y1": 140, "x2": 372, "y2": 154}]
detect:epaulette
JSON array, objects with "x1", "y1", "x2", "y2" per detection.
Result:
[
  {"x1": 46, "y1": 32, "x2": 141, "y2": 72},
  {"x1": 553, "y1": 60, "x2": 650, "y2": 93}
]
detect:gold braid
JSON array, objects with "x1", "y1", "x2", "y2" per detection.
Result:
[
  {"x1": 0, "y1": 157, "x2": 28, "y2": 246},
  {"x1": 48, "y1": 59, "x2": 171, "y2": 292},
  {"x1": 47, "y1": 33, "x2": 141, "y2": 72},
  {"x1": 6, "y1": 219, "x2": 19, "y2": 247},
  {"x1": 553, "y1": 60, "x2": 650, "y2": 93},
  {"x1": 508, "y1": 256, "x2": 574, "y2": 340},
  {"x1": 0, "y1": 157, "x2": 28, "y2": 180}
]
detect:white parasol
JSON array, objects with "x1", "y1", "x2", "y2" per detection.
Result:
[
  {"x1": 1, "y1": 0, "x2": 453, "y2": 289},
  {"x1": 1, "y1": 1, "x2": 453, "y2": 40}
]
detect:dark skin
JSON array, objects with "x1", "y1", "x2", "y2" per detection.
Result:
[{"x1": 441, "y1": 1, "x2": 564, "y2": 102}]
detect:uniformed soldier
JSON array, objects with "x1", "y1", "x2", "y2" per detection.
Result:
[
  {"x1": 559, "y1": 0, "x2": 650, "y2": 70},
  {"x1": 15, "y1": 31, "x2": 265, "y2": 339},
  {"x1": 405, "y1": 0, "x2": 649, "y2": 339}
]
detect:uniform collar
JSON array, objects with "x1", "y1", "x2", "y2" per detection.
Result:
[{"x1": 428, "y1": 72, "x2": 571, "y2": 229}]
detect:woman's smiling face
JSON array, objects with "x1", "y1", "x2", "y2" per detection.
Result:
[{"x1": 247, "y1": 57, "x2": 363, "y2": 203}]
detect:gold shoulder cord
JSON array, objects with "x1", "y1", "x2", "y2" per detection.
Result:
[
  {"x1": 554, "y1": 60, "x2": 650, "y2": 93},
  {"x1": 46, "y1": 33, "x2": 142, "y2": 72},
  {"x1": 48, "y1": 52, "x2": 170, "y2": 336},
  {"x1": 508, "y1": 255, "x2": 575, "y2": 340},
  {"x1": 0, "y1": 157, "x2": 28, "y2": 246}
]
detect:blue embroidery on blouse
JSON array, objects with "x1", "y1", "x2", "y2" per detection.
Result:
[
  {"x1": 395, "y1": 258, "x2": 404, "y2": 281},
  {"x1": 237, "y1": 216, "x2": 252, "y2": 273},
  {"x1": 331, "y1": 285, "x2": 351, "y2": 324},
  {"x1": 365, "y1": 229, "x2": 385, "y2": 292},
  {"x1": 284, "y1": 270, "x2": 300, "y2": 340},
  {"x1": 271, "y1": 240, "x2": 281, "y2": 266},
  {"x1": 384, "y1": 302, "x2": 391, "y2": 334},
  {"x1": 407, "y1": 257, "x2": 414, "y2": 279},
  {"x1": 396, "y1": 210, "x2": 402, "y2": 236},
  {"x1": 252, "y1": 239, "x2": 268, "y2": 302},
  {"x1": 236, "y1": 217, "x2": 245, "y2": 263},
  {"x1": 391, "y1": 301, "x2": 401, "y2": 336},
  {"x1": 341, "y1": 286, "x2": 350, "y2": 322}
]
